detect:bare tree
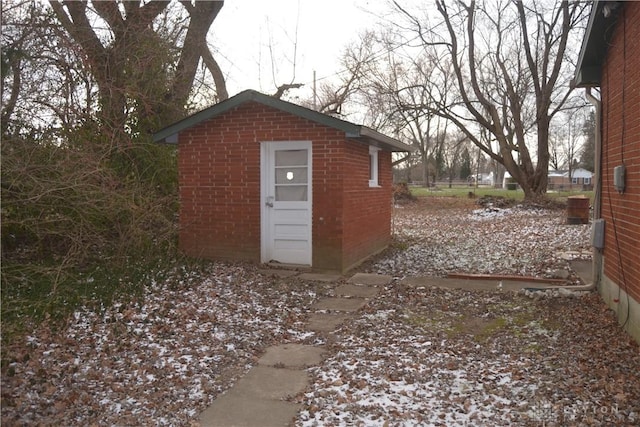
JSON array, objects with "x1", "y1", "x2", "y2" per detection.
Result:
[
  {"x1": 548, "y1": 131, "x2": 564, "y2": 171},
  {"x1": 306, "y1": 31, "x2": 381, "y2": 116},
  {"x1": 317, "y1": 30, "x2": 457, "y2": 187},
  {"x1": 1, "y1": 2, "x2": 101, "y2": 141},
  {"x1": 261, "y1": 11, "x2": 305, "y2": 99},
  {"x1": 370, "y1": 57, "x2": 440, "y2": 187},
  {"x1": 563, "y1": 108, "x2": 586, "y2": 189},
  {"x1": 48, "y1": 0, "x2": 228, "y2": 141},
  {"x1": 394, "y1": 0, "x2": 587, "y2": 200},
  {"x1": 439, "y1": 131, "x2": 467, "y2": 188},
  {"x1": 549, "y1": 107, "x2": 587, "y2": 184}
]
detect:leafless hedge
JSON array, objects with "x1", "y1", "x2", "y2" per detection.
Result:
[{"x1": 1, "y1": 136, "x2": 178, "y2": 335}]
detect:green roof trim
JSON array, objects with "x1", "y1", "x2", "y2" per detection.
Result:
[
  {"x1": 153, "y1": 89, "x2": 413, "y2": 152},
  {"x1": 574, "y1": 1, "x2": 622, "y2": 88}
]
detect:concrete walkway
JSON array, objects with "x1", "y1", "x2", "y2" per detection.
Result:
[
  {"x1": 198, "y1": 265, "x2": 593, "y2": 426},
  {"x1": 198, "y1": 272, "x2": 391, "y2": 427},
  {"x1": 401, "y1": 260, "x2": 593, "y2": 291}
]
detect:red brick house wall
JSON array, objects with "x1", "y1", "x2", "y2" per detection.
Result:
[
  {"x1": 600, "y1": 1, "x2": 640, "y2": 303},
  {"x1": 176, "y1": 101, "x2": 394, "y2": 272}
]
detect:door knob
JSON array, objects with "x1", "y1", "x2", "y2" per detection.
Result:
[{"x1": 265, "y1": 196, "x2": 274, "y2": 207}]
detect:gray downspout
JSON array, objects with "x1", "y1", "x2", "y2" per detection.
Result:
[{"x1": 585, "y1": 87, "x2": 602, "y2": 291}]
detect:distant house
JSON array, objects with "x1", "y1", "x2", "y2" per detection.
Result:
[
  {"x1": 548, "y1": 168, "x2": 594, "y2": 190},
  {"x1": 502, "y1": 172, "x2": 515, "y2": 189},
  {"x1": 153, "y1": 90, "x2": 412, "y2": 272},
  {"x1": 575, "y1": 1, "x2": 640, "y2": 343},
  {"x1": 473, "y1": 172, "x2": 495, "y2": 186},
  {"x1": 571, "y1": 168, "x2": 594, "y2": 188},
  {"x1": 547, "y1": 170, "x2": 567, "y2": 189}
]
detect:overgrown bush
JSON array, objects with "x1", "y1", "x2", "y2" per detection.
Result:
[
  {"x1": 393, "y1": 182, "x2": 417, "y2": 204},
  {"x1": 1, "y1": 132, "x2": 178, "y2": 345}
]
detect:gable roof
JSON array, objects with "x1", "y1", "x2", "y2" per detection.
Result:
[
  {"x1": 574, "y1": 1, "x2": 622, "y2": 87},
  {"x1": 572, "y1": 168, "x2": 594, "y2": 178},
  {"x1": 549, "y1": 168, "x2": 594, "y2": 178},
  {"x1": 153, "y1": 89, "x2": 413, "y2": 152}
]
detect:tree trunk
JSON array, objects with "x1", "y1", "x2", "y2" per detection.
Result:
[
  {"x1": 49, "y1": 0, "x2": 227, "y2": 143},
  {"x1": 170, "y1": 1, "x2": 224, "y2": 108},
  {"x1": 422, "y1": 150, "x2": 429, "y2": 188},
  {"x1": 392, "y1": 0, "x2": 585, "y2": 201}
]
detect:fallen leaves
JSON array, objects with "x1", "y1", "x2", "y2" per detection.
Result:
[
  {"x1": 298, "y1": 289, "x2": 640, "y2": 426},
  {"x1": 381, "y1": 199, "x2": 591, "y2": 280},
  {"x1": 297, "y1": 200, "x2": 638, "y2": 427},
  {"x1": 1, "y1": 263, "x2": 325, "y2": 426},
  {"x1": 3, "y1": 199, "x2": 638, "y2": 427}
]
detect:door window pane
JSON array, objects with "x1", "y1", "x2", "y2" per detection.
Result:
[
  {"x1": 276, "y1": 167, "x2": 308, "y2": 184},
  {"x1": 276, "y1": 185, "x2": 308, "y2": 201},
  {"x1": 273, "y1": 148, "x2": 309, "y2": 201},
  {"x1": 275, "y1": 149, "x2": 307, "y2": 166}
]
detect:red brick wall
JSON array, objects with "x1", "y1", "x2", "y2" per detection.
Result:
[
  {"x1": 600, "y1": 1, "x2": 640, "y2": 301},
  {"x1": 178, "y1": 103, "x2": 263, "y2": 261},
  {"x1": 310, "y1": 126, "x2": 346, "y2": 271},
  {"x1": 177, "y1": 101, "x2": 393, "y2": 271},
  {"x1": 341, "y1": 142, "x2": 392, "y2": 270}
]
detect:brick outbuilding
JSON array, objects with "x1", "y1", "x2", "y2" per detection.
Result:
[{"x1": 153, "y1": 90, "x2": 412, "y2": 272}]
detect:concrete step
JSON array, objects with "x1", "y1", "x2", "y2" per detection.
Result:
[
  {"x1": 348, "y1": 272, "x2": 393, "y2": 286},
  {"x1": 306, "y1": 313, "x2": 353, "y2": 332},
  {"x1": 334, "y1": 283, "x2": 380, "y2": 298},
  {"x1": 258, "y1": 343, "x2": 325, "y2": 368},
  {"x1": 311, "y1": 297, "x2": 367, "y2": 312},
  {"x1": 199, "y1": 392, "x2": 300, "y2": 427}
]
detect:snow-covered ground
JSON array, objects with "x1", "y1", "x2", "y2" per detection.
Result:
[
  {"x1": 296, "y1": 287, "x2": 640, "y2": 426},
  {"x1": 296, "y1": 199, "x2": 637, "y2": 427},
  {"x1": 371, "y1": 198, "x2": 591, "y2": 279},
  {"x1": 2, "y1": 264, "x2": 328, "y2": 426},
  {"x1": 3, "y1": 197, "x2": 639, "y2": 426}
]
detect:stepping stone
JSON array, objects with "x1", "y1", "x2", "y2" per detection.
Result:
[
  {"x1": 348, "y1": 272, "x2": 393, "y2": 286},
  {"x1": 199, "y1": 393, "x2": 300, "y2": 427},
  {"x1": 229, "y1": 366, "x2": 309, "y2": 400},
  {"x1": 258, "y1": 344, "x2": 325, "y2": 368},
  {"x1": 311, "y1": 297, "x2": 366, "y2": 312},
  {"x1": 307, "y1": 313, "x2": 352, "y2": 332},
  {"x1": 259, "y1": 269, "x2": 299, "y2": 278},
  {"x1": 335, "y1": 283, "x2": 380, "y2": 298},
  {"x1": 299, "y1": 272, "x2": 342, "y2": 282}
]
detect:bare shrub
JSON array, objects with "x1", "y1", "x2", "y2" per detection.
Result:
[
  {"x1": 1, "y1": 134, "x2": 178, "y2": 339},
  {"x1": 393, "y1": 182, "x2": 417, "y2": 204}
]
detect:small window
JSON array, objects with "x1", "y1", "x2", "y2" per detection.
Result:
[
  {"x1": 275, "y1": 149, "x2": 308, "y2": 201},
  {"x1": 369, "y1": 146, "x2": 380, "y2": 187},
  {"x1": 584, "y1": 177, "x2": 591, "y2": 185},
  {"x1": 572, "y1": 177, "x2": 578, "y2": 184}
]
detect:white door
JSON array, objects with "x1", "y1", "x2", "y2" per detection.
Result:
[{"x1": 261, "y1": 141, "x2": 312, "y2": 265}]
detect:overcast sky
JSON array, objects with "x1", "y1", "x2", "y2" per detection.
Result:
[{"x1": 211, "y1": 0, "x2": 392, "y2": 99}]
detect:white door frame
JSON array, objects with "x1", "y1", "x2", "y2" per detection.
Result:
[{"x1": 260, "y1": 141, "x2": 312, "y2": 265}]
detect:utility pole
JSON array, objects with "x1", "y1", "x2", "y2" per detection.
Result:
[{"x1": 313, "y1": 70, "x2": 317, "y2": 110}]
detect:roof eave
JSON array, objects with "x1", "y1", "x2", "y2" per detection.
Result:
[
  {"x1": 153, "y1": 92, "x2": 253, "y2": 143},
  {"x1": 153, "y1": 90, "x2": 361, "y2": 143},
  {"x1": 574, "y1": 1, "x2": 622, "y2": 88},
  {"x1": 152, "y1": 90, "x2": 412, "y2": 152},
  {"x1": 356, "y1": 127, "x2": 414, "y2": 152}
]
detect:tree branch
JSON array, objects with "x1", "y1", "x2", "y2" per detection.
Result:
[
  {"x1": 201, "y1": 44, "x2": 229, "y2": 101},
  {"x1": 92, "y1": 1, "x2": 124, "y2": 33},
  {"x1": 272, "y1": 83, "x2": 303, "y2": 99},
  {"x1": 169, "y1": 1, "x2": 223, "y2": 107}
]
